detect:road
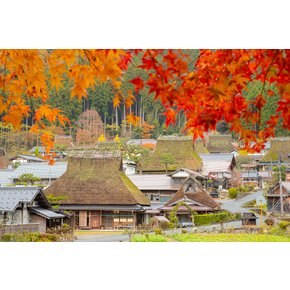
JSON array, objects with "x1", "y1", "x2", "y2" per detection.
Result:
[
  {"x1": 219, "y1": 189, "x2": 266, "y2": 213},
  {"x1": 75, "y1": 233, "x2": 129, "y2": 242}
]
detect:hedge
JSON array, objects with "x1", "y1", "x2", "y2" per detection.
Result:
[{"x1": 194, "y1": 212, "x2": 237, "y2": 226}]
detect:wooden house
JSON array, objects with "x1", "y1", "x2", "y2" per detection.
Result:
[
  {"x1": 265, "y1": 182, "x2": 290, "y2": 214},
  {"x1": 142, "y1": 136, "x2": 202, "y2": 173},
  {"x1": 0, "y1": 187, "x2": 65, "y2": 234},
  {"x1": 128, "y1": 168, "x2": 207, "y2": 214},
  {"x1": 159, "y1": 176, "x2": 220, "y2": 226},
  {"x1": 44, "y1": 152, "x2": 150, "y2": 230},
  {"x1": 199, "y1": 153, "x2": 236, "y2": 189},
  {"x1": 240, "y1": 171, "x2": 262, "y2": 188}
]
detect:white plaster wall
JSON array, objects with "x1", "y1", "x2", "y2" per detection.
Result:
[{"x1": 30, "y1": 214, "x2": 46, "y2": 233}]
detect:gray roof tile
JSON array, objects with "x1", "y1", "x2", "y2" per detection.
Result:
[
  {"x1": 0, "y1": 186, "x2": 40, "y2": 212},
  {"x1": 14, "y1": 162, "x2": 68, "y2": 179}
]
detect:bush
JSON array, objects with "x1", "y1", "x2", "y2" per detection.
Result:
[
  {"x1": 278, "y1": 221, "x2": 290, "y2": 231},
  {"x1": 228, "y1": 188, "x2": 238, "y2": 199},
  {"x1": 194, "y1": 212, "x2": 235, "y2": 226},
  {"x1": 265, "y1": 218, "x2": 275, "y2": 227},
  {"x1": 181, "y1": 229, "x2": 188, "y2": 234},
  {"x1": 154, "y1": 228, "x2": 162, "y2": 235},
  {"x1": 0, "y1": 232, "x2": 41, "y2": 242}
]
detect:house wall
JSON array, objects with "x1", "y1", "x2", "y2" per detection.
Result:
[
  {"x1": 72, "y1": 210, "x2": 139, "y2": 229},
  {"x1": 30, "y1": 214, "x2": 47, "y2": 233},
  {"x1": 0, "y1": 207, "x2": 30, "y2": 225}
]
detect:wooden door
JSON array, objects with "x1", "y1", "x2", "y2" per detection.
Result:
[
  {"x1": 79, "y1": 211, "x2": 87, "y2": 227},
  {"x1": 90, "y1": 211, "x2": 100, "y2": 228}
]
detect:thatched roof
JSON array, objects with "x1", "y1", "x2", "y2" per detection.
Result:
[
  {"x1": 206, "y1": 134, "x2": 234, "y2": 153},
  {"x1": 142, "y1": 136, "x2": 202, "y2": 173},
  {"x1": 44, "y1": 156, "x2": 150, "y2": 206},
  {"x1": 261, "y1": 138, "x2": 290, "y2": 162},
  {"x1": 0, "y1": 149, "x2": 9, "y2": 169},
  {"x1": 164, "y1": 176, "x2": 220, "y2": 210},
  {"x1": 193, "y1": 139, "x2": 209, "y2": 154}
]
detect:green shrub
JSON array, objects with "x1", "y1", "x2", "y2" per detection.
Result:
[
  {"x1": 1, "y1": 232, "x2": 41, "y2": 242},
  {"x1": 154, "y1": 228, "x2": 162, "y2": 235},
  {"x1": 278, "y1": 221, "x2": 290, "y2": 231},
  {"x1": 265, "y1": 218, "x2": 275, "y2": 227},
  {"x1": 181, "y1": 229, "x2": 188, "y2": 234},
  {"x1": 194, "y1": 212, "x2": 235, "y2": 226},
  {"x1": 228, "y1": 188, "x2": 238, "y2": 199}
]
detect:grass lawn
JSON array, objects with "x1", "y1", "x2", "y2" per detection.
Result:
[{"x1": 131, "y1": 233, "x2": 290, "y2": 242}]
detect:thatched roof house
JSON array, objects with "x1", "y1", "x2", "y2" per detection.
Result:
[
  {"x1": 261, "y1": 138, "x2": 290, "y2": 163},
  {"x1": 44, "y1": 154, "x2": 150, "y2": 229},
  {"x1": 206, "y1": 134, "x2": 235, "y2": 153},
  {"x1": 44, "y1": 156, "x2": 150, "y2": 208},
  {"x1": 142, "y1": 136, "x2": 202, "y2": 173},
  {"x1": 161, "y1": 176, "x2": 220, "y2": 211},
  {"x1": 159, "y1": 176, "x2": 220, "y2": 226}
]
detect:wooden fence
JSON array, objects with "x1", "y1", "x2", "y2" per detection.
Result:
[{"x1": 0, "y1": 223, "x2": 40, "y2": 236}]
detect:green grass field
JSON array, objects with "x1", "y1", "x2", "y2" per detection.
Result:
[{"x1": 131, "y1": 233, "x2": 290, "y2": 242}]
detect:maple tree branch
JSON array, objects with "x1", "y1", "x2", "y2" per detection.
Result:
[
  {"x1": 260, "y1": 49, "x2": 279, "y2": 96},
  {"x1": 83, "y1": 49, "x2": 100, "y2": 73}
]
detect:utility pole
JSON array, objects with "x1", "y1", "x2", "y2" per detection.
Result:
[{"x1": 279, "y1": 154, "x2": 284, "y2": 216}]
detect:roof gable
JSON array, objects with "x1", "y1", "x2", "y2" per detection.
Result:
[
  {"x1": 165, "y1": 177, "x2": 220, "y2": 210},
  {"x1": 0, "y1": 187, "x2": 50, "y2": 212}
]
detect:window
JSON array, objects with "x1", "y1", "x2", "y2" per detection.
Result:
[
  {"x1": 75, "y1": 211, "x2": 79, "y2": 226},
  {"x1": 150, "y1": 194, "x2": 160, "y2": 201}
]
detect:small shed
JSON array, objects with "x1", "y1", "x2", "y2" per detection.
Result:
[{"x1": 241, "y1": 212, "x2": 257, "y2": 226}]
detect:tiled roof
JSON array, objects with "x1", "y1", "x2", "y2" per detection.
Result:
[
  {"x1": 200, "y1": 154, "x2": 235, "y2": 175},
  {"x1": 0, "y1": 169, "x2": 15, "y2": 186},
  {"x1": 13, "y1": 162, "x2": 68, "y2": 179},
  {"x1": 0, "y1": 186, "x2": 41, "y2": 212},
  {"x1": 18, "y1": 154, "x2": 45, "y2": 162},
  {"x1": 199, "y1": 153, "x2": 235, "y2": 162},
  {"x1": 29, "y1": 207, "x2": 65, "y2": 219},
  {"x1": 128, "y1": 174, "x2": 177, "y2": 190}
]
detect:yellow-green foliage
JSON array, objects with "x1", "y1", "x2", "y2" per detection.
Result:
[
  {"x1": 194, "y1": 212, "x2": 236, "y2": 226},
  {"x1": 228, "y1": 188, "x2": 238, "y2": 199},
  {"x1": 170, "y1": 233, "x2": 290, "y2": 242}
]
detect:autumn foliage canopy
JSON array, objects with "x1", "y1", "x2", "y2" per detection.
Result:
[{"x1": 0, "y1": 49, "x2": 289, "y2": 161}]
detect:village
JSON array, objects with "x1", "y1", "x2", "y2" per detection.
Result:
[{"x1": 1, "y1": 132, "x2": 290, "y2": 242}]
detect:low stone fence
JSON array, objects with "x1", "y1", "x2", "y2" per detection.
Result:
[{"x1": 0, "y1": 223, "x2": 40, "y2": 236}]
